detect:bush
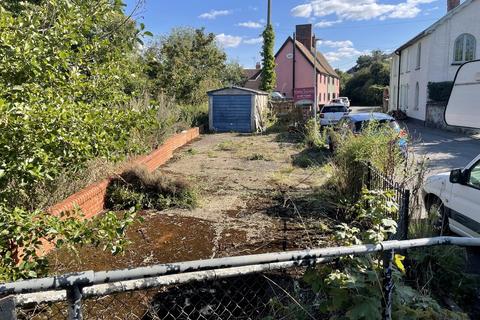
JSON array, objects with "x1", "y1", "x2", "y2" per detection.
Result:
[
  {"x1": 106, "y1": 166, "x2": 198, "y2": 211},
  {"x1": 428, "y1": 81, "x2": 453, "y2": 102},
  {"x1": 326, "y1": 121, "x2": 405, "y2": 199},
  {"x1": 0, "y1": 204, "x2": 136, "y2": 282},
  {"x1": 303, "y1": 119, "x2": 325, "y2": 149},
  {"x1": 303, "y1": 190, "x2": 469, "y2": 319}
]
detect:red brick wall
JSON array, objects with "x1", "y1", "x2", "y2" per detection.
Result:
[{"x1": 48, "y1": 127, "x2": 200, "y2": 218}]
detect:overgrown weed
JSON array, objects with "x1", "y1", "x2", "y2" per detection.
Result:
[{"x1": 106, "y1": 166, "x2": 198, "y2": 211}]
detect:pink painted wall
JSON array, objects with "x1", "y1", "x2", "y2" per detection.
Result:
[{"x1": 275, "y1": 39, "x2": 340, "y2": 106}]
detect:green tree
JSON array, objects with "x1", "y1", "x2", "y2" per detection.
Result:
[
  {"x1": 342, "y1": 51, "x2": 390, "y2": 106},
  {"x1": 260, "y1": 24, "x2": 276, "y2": 92},
  {"x1": 145, "y1": 28, "x2": 238, "y2": 105},
  {"x1": 223, "y1": 61, "x2": 248, "y2": 87},
  {"x1": 335, "y1": 69, "x2": 352, "y2": 95}
]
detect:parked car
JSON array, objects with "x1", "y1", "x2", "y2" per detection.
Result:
[
  {"x1": 339, "y1": 97, "x2": 350, "y2": 107},
  {"x1": 319, "y1": 103, "x2": 350, "y2": 127},
  {"x1": 270, "y1": 91, "x2": 285, "y2": 100},
  {"x1": 326, "y1": 112, "x2": 408, "y2": 155},
  {"x1": 423, "y1": 154, "x2": 480, "y2": 237}
]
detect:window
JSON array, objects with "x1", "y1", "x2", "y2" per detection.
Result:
[
  {"x1": 324, "y1": 93, "x2": 326, "y2": 101},
  {"x1": 468, "y1": 162, "x2": 480, "y2": 189},
  {"x1": 414, "y1": 82, "x2": 420, "y2": 110},
  {"x1": 392, "y1": 86, "x2": 397, "y2": 108},
  {"x1": 405, "y1": 49, "x2": 410, "y2": 72},
  {"x1": 393, "y1": 57, "x2": 398, "y2": 76},
  {"x1": 416, "y1": 42, "x2": 422, "y2": 69},
  {"x1": 454, "y1": 34, "x2": 476, "y2": 63}
]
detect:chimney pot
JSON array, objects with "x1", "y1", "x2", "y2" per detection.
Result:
[
  {"x1": 448, "y1": 0, "x2": 460, "y2": 11},
  {"x1": 255, "y1": 62, "x2": 261, "y2": 69}
]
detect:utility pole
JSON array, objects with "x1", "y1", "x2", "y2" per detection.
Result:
[{"x1": 267, "y1": 0, "x2": 271, "y2": 26}]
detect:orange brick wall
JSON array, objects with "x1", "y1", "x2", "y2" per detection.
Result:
[{"x1": 47, "y1": 127, "x2": 201, "y2": 218}]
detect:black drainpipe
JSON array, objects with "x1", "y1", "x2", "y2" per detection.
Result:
[
  {"x1": 292, "y1": 33, "x2": 296, "y2": 97},
  {"x1": 396, "y1": 50, "x2": 401, "y2": 111}
]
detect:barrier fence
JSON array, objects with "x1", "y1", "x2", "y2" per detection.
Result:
[
  {"x1": 1, "y1": 237, "x2": 479, "y2": 320},
  {"x1": 352, "y1": 161, "x2": 411, "y2": 241}
]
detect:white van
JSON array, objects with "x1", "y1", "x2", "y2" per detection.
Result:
[
  {"x1": 423, "y1": 60, "x2": 480, "y2": 237},
  {"x1": 423, "y1": 154, "x2": 480, "y2": 237}
]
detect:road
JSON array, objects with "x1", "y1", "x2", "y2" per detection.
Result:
[
  {"x1": 407, "y1": 121, "x2": 480, "y2": 175},
  {"x1": 350, "y1": 106, "x2": 480, "y2": 174}
]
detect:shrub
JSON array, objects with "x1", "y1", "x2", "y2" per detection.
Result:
[
  {"x1": 428, "y1": 81, "x2": 453, "y2": 102},
  {"x1": 303, "y1": 119, "x2": 325, "y2": 150},
  {"x1": 303, "y1": 190, "x2": 468, "y2": 319},
  {"x1": 106, "y1": 166, "x2": 198, "y2": 211},
  {"x1": 0, "y1": 205, "x2": 136, "y2": 282}
]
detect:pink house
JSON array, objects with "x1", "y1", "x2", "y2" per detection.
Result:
[
  {"x1": 245, "y1": 24, "x2": 340, "y2": 108},
  {"x1": 276, "y1": 24, "x2": 339, "y2": 107}
]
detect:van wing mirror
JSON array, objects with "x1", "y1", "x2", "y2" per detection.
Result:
[
  {"x1": 445, "y1": 60, "x2": 480, "y2": 129},
  {"x1": 449, "y1": 168, "x2": 465, "y2": 184}
]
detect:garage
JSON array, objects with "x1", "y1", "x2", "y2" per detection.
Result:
[{"x1": 208, "y1": 87, "x2": 269, "y2": 133}]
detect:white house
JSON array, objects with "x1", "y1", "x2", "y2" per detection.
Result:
[{"x1": 389, "y1": 0, "x2": 480, "y2": 121}]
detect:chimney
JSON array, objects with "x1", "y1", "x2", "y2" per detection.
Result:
[
  {"x1": 296, "y1": 24, "x2": 313, "y2": 49},
  {"x1": 255, "y1": 62, "x2": 261, "y2": 69},
  {"x1": 448, "y1": 0, "x2": 460, "y2": 11}
]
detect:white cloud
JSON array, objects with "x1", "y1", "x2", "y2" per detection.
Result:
[
  {"x1": 244, "y1": 37, "x2": 263, "y2": 45},
  {"x1": 315, "y1": 19, "x2": 343, "y2": 28},
  {"x1": 318, "y1": 39, "x2": 369, "y2": 62},
  {"x1": 237, "y1": 21, "x2": 263, "y2": 29},
  {"x1": 291, "y1": 0, "x2": 437, "y2": 21},
  {"x1": 319, "y1": 40, "x2": 354, "y2": 48},
  {"x1": 199, "y1": 9, "x2": 232, "y2": 19},
  {"x1": 216, "y1": 34, "x2": 243, "y2": 48}
]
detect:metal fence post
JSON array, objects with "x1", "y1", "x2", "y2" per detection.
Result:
[
  {"x1": 382, "y1": 249, "x2": 395, "y2": 320},
  {"x1": 67, "y1": 285, "x2": 83, "y2": 320},
  {"x1": 0, "y1": 296, "x2": 17, "y2": 320},
  {"x1": 366, "y1": 161, "x2": 372, "y2": 191},
  {"x1": 399, "y1": 190, "x2": 410, "y2": 240}
]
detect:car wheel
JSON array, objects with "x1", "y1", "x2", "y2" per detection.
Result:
[{"x1": 428, "y1": 198, "x2": 449, "y2": 236}]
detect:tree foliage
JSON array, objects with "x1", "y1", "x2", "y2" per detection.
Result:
[
  {"x1": 145, "y1": 28, "x2": 246, "y2": 105},
  {"x1": 0, "y1": 0, "x2": 237, "y2": 281},
  {"x1": 427, "y1": 81, "x2": 453, "y2": 102},
  {"x1": 342, "y1": 50, "x2": 390, "y2": 106},
  {"x1": 260, "y1": 25, "x2": 276, "y2": 92}
]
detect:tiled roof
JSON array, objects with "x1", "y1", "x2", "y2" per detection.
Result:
[
  {"x1": 294, "y1": 40, "x2": 339, "y2": 78},
  {"x1": 244, "y1": 69, "x2": 262, "y2": 80}
]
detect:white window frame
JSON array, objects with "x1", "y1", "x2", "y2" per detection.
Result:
[
  {"x1": 453, "y1": 33, "x2": 477, "y2": 63},
  {"x1": 416, "y1": 43, "x2": 422, "y2": 69}
]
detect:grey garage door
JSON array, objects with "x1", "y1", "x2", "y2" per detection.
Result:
[{"x1": 212, "y1": 95, "x2": 252, "y2": 133}]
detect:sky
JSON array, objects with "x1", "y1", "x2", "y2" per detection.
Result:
[{"x1": 124, "y1": 0, "x2": 448, "y2": 70}]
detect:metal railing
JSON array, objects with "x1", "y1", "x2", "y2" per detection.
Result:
[
  {"x1": 352, "y1": 161, "x2": 411, "y2": 241},
  {"x1": 1, "y1": 237, "x2": 479, "y2": 320}
]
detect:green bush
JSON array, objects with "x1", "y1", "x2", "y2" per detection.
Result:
[
  {"x1": 303, "y1": 190, "x2": 469, "y2": 319},
  {"x1": 326, "y1": 121, "x2": 405, "y2": 199},
  {"x1": 428, "y1": 81, "x2": 453, "y2": 102},
  {"x1": 0, "y1": 204, "x2": 136, "y2": 282},
  {"x1": 106, "y1": 166, "x2": 198, "y2": 211}
]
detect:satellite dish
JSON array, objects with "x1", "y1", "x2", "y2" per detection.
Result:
[{"x1": 445, "y1": 59, "x2": 480, "y2": 129}]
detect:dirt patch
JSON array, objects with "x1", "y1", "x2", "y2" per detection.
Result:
[{"x1": 49, "y1": 133, "x2": 334, "y2": 273}]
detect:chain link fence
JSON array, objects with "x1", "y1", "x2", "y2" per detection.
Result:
[
  {"x1": 2, "y1": 237, "x2": 480, "y2": 320},
  {"x1": 13, "y1": 270, "x2": 317, "y2": 320}
]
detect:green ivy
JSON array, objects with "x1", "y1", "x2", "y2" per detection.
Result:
[{"x1": 260, "y1": 24, "x2": 276, "y2": 92}]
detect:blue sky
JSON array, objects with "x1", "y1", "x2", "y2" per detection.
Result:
[{"x1": 124, "y1": 0, "x2": 447, "y2": 70}]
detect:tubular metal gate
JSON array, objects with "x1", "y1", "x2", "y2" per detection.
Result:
[{"x1": 1, "y1": 237, "x2": 479, "y2": 320}]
